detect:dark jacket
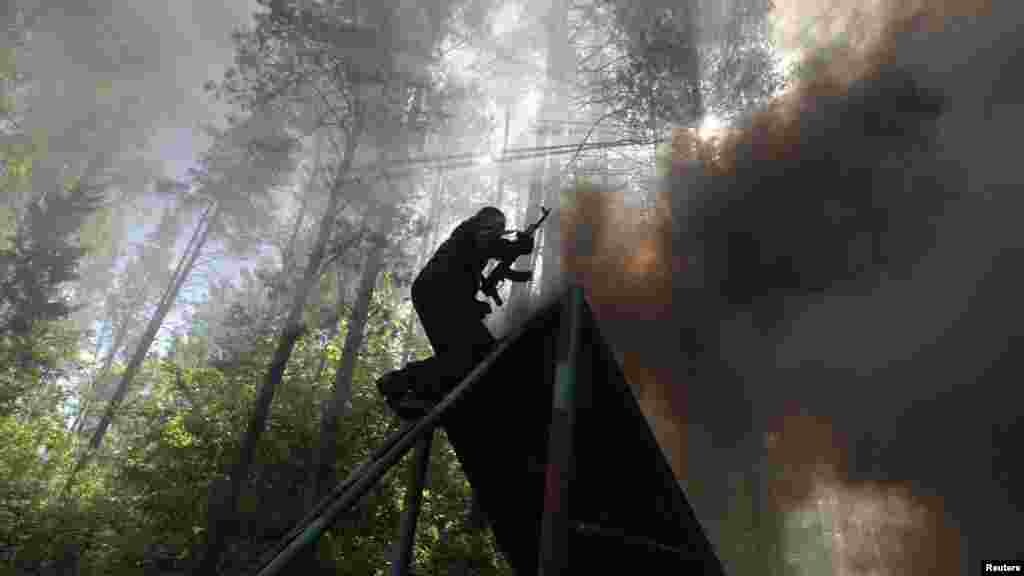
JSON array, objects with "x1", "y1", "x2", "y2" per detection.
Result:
[{"x1": 413, "y1": 220, "x2": 528, "y2": 306}]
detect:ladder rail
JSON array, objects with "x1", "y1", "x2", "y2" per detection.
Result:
[
  {"x1": 248, "y1": 315, "x2": 534, "y2": 576},
  {"x1": 236, "y1": 419, "x2": 417, "y2": 575}
]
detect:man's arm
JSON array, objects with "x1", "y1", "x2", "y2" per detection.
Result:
[{"x1": 488, "y1": 236, "x2": 534, "y2": 261}]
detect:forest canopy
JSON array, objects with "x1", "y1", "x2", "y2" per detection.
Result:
[{"x1": 2, "y1": 1, "x2": 1018, "y2": 575}]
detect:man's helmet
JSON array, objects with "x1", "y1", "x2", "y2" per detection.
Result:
[{"x1": 473, "y1": 206, "x2": 507, "y2": 242}]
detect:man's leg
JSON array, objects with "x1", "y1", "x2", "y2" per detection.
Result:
[
  {"x1": 414, "y1": 305, "x2": 495, "y2": 398},
  {"x1": 410, "y1": 280, "x2": 497, "y2": 400},
  {"x1": 391, "y1": 317, "x2": 495, "y2": 418},
  {"x1": 433, "y1": 313, "x2": 495, "y2": 399},
  {"x1": 411, "y1": 280, "x2": 446, "y2": 353}
]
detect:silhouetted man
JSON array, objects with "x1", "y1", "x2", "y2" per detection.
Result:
[{"x1": 377, "y1": 206, "x2": 534, "y2": 418}]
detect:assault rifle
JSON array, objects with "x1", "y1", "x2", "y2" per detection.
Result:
[{"x1": 480, "y1": 207, "x2": 551, "y2": 308}]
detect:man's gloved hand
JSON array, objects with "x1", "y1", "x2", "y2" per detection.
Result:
[
  {"x1": 474, "y1": 299, "x2": 492, "y2": 318},
  {"x1": 514, "y1": 233, "x2": 535, "y2": 255}
]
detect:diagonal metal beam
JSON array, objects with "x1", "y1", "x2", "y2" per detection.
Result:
[
  {"x1": 391, "y1": 428, "x2": 434, "y2": 576},
  {"x1": 539, "y1": 286, "x2": 584, "y2": 575},
  {"x1": 573, "y1": 522, "x2": 694, "y2": 558},
  {"x1": 251, "y1": 303, "x2": 544, "y2": 576}
]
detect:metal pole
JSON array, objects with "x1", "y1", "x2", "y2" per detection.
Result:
[
  {"x1": 247, "y1": 420, "x2": 414, "y2": 571},
  {"x1": 538, "y1": 285, "x2": 583, "y2": 576},
  {"x1": 392, "y1": 428, "x2": 434, "y2": 576},
  {"x1": 254, "y1": 317, "x2": 531, "y2": 576},
  {"x1": 572, "y1": 522, "x2": 692, "y2": 557}
]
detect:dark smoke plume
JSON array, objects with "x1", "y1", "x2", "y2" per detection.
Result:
[{"x1": 562, "y1": 0, "x2": 1021, "y2": 572}]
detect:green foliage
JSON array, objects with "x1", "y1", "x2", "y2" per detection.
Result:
[
  {"x1": 0, "y1": 180, "x2": 103, "y2": 414},
  {"x1": 0, "y1": 268, "x2": 509, "y2": 574},
  {"x1": 781, "y1": 503, "x2": 836, "y2": 576},
  {"x1": 582, "y1": 0, "x2": 785, "y2": 133},
  {"x1": 712, "y1": 469, "x2": 787, "y2": 576},
  {"x1": 0, "y1": 394, "x2": 135, "y2": 576},
  {"x1": 0, "y1": 46, "x2": 25, "y2": 186},
  {"x1": 1, "y1": 146, "x2": 34, "y2": 196},
  {"x1": 76, "y1": 205, "x2": 117, "y2": 264},
  {"x1": 0, "y1": 277, "x2": 512, "y2": 575},
  {"x1": 0, "y1": 312, "x2": 83, "y2": 419},
  {"x1": 2, "y1": 2, "x2": 507, "y2": 571},
  {"x1": 0, "y1": 116, "x2": 38, "y2": 197},
  {"x1": 0, "y1": 207, "x2": 13, "y2": 247},
  {"x1": 189, "y1": 113, "x2": 301, "y2": 259},
  {"x1": 0, "y1": 182, "x2": 105, "y2": 337},
  {"x1": 0, "y1": 47, "x2": 16, "y2": 81}
]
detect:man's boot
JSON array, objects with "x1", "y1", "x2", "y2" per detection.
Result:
[
  {"x1": 376, "y1": 370, "x2": 408, "y2": 405},
  {"x1": 377, "y1": 363, "x2": 432, "y2": 419},
  {"x1": 394, "y1": 391, "x2": 433, "y2": 420}
]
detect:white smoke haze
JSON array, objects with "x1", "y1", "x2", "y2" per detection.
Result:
[
  {"x1": 3, "y1": 1, "x2": 262, "y2": 353},
  {"x1": 16, "y1": 2, "x2": 245, "y2": 181}
]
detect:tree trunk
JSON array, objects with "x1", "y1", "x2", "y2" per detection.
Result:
[
  {"x1": 304, "y1": 55, "x2": 426, "y2": 553},
  {"x1": 307, "y1": 73, "x2": 424, "y2": 496},
  {"x1": 685, "y1": 0, "x2": 703, "y2": 124},
  {"x1": 312, "y1": 261, "x2": 346, "y2": 387},
  {"x1": 399, "y1": 156, "x2": 444, "y2": 365},
  {"x1": 73, "y1": 200, "x2": 219, "y2": 471},
  {"x1": 510, "y1": 178, "x2": 543, "y2": 321},
  {"x1": 539, "y1": 0, "x2": 571, "y2": 301},
  {"x1": 196, "y1": 127, "x2": 361, "y2": 575},
  {"x1": 307, "y1": 204, "x2": 393, "y2": 510},
  {"x1": 282, "y1": 128, "x2": 324, "y2": 282},
  {"x1": 304, "y1": 128, "x2": 339, "y2": 389},
  {"x1": 70, "y1": 322, "x2": 125, "y2": 439}
]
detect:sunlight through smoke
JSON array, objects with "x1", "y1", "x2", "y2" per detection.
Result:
[
  {"x1": 697, "y1": 114, "x2": 726, "y2": 142},
  {"x1": 783, "y1": 479, "x2": 947, "y2": 576},
  {"x1": 490, "y1": 2, "x2": 522, "y2": 37}
]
